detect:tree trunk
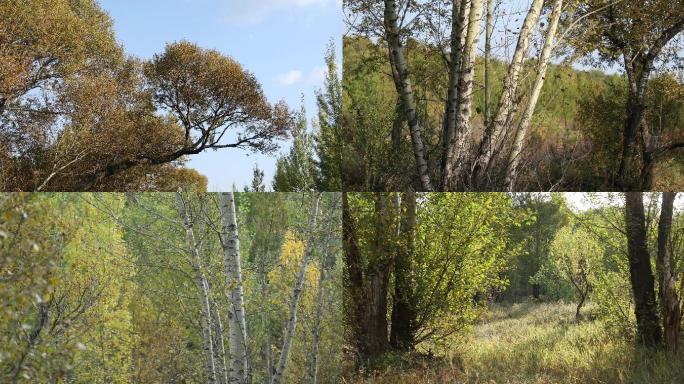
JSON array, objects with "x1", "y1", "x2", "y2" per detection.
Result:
[
  {"x1": 271, "y1": 193, "x2": 321, "y2": 384},
  {"x1": 390, "y1": 191, "x2": 418, "y2": 350},
  {"x1": 342, "y1": 192, "x2": 366, "y2": 361},
  {"x1": 445, "y1": 0, "x2": 485, "y2": 190},
  {"x1": 617, "y1": 60, "x2": 650, "y2": 190},
  {"x1": 384, "y1": 0, "x2": 433, "y2": 191},
  {"x1": 259, "y1": 256, "x2": 273, "y2": 384},
  {"x1": 440, "y1": 0, "x2": 468, "y2": 189},
  {"x1": 656, "y1": 192, "x2": 680, "y2": 353},
  {"x1": 307, "y1": 211, "x2": 336, "y2": 384},
  {"x1": 504, "y1": 0, "x2": 563, "y2": 191},
  {"x1": 624, "y1": 192, "x2": 662, "y2": 348},
  {"x1": 576, "y1": 291, "x2": 586, "y2": 321},
  {"x1": 474, "y1": 0, "x2": 544, "y2": 183},
  {"x1": 483, "y1": 0, "x2": 493, "y2": 127},
  {"x1": 176, "y1": 192, "x2": 217, "y2": 384},
  {"x1": 218, "y1": 192, "x2": 249, "y2": 384},
  {"x1": 363, "y1": 194, "x2": 392, "y2": 357},
  {"x1": 212, "y1": 298, "x2": 229, "y2": 384}
]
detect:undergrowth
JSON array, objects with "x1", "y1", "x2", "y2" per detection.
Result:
[{"x1": 344, "y1": 302, "x2": 684, "y2": 384}]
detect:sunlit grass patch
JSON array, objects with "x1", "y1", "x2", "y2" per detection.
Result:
[{"x1": 349, "y1": 302, "x2": 684, "y2": 384}]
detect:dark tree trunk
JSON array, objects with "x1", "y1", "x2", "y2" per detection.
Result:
[
  {"x1": 390, "y1": 191, "x2": 418, "y2": 350},
  {"x1": 343, "y1": 193, "x2": 393, "y2": 363},
  {"x1": 617, "y1": 77, "x2": 647, "y2": 190},
  {"x1": 363, "y1": 194, "x2": 391, "y2": 357},
  {"x1": 656, "y1": 192, "x2": 681, "y2": 353},
  {"x1": 624, "y1": 192, "x2": 662, "y2": 348},
  {"x1": 342, "y1": 192, "x2": 366, "y2": 360}
]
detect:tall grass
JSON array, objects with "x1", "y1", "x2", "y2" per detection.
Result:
[{"x1": 345, "y1": 302, "x2": 684, "y2": 383}]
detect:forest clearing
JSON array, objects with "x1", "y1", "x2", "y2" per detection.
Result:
[{"x1": 349, "y1": 301, "x2": 684, "y2": 384}]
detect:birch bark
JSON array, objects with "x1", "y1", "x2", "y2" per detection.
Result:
[
  {"x1": 211, "y1": 298, "x2": 229, "y2": 384},
  {"x1": 176, "y1": 192, "x2": 217, "y2": 384},
  {"x1": 475, "y1": 0, "x2": 544, "y2": 179},
  {"x1": 271, "y1": 193, "x2": 321, "y2": 384},
  {"x1": 446, "y1": 0, "x2": 484, "y2": 189},
  {"x1": 504, "y1": 0, "x2": 563, "y2": 191},
  {"x1": 219, "y1": 192, "x2": 249, "y2": 384},
  {"x1": 440, "y1": 0, "x2": 468, "y2": 189},
  {"x1": 384, "y1": 0, "x2": 433, "y2": 191}
]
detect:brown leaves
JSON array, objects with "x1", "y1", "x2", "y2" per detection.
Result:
[
  {"x1": 1, "y1": 5, "x2": 290, "y2": 191},
  {"x1": 144, "y1": 41, "x2": 292, "y2": 155}
]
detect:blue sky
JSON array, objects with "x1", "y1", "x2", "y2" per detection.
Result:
[{"x1": 99, "y1": 0, "x2": 342, "y2": 191}]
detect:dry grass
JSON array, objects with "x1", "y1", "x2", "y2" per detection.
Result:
[{"x1": 345, "y1": 302, "x2": 684, "y2": 384}]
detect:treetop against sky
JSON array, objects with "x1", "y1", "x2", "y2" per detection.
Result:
[{"x1": 99, "y1": 0, "x2": 342, "y2": 191}]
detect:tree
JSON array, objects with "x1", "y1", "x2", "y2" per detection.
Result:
[
  {"x1": 347, "y1": 0, "x2": 574, "y2": 191},
  {"x1": 273, "y1": 98, "x2": 317, "y2": 192},
  {"x1": 343, "y1": 192, "x2": 518, "y2": 365},
  {"x1": 246, "y1": 165, "x2": 267, "y2": 192},
  {"x1": 315, "y1": 41, "x2": 343, "y2": 192},
  {"x1": 550, "y1": 225, "x2": 600, "y2": 320},
  {"x1": 0, "y1": 1, "x2": 292, "y2": 191},
  {"x1": 219, "y1": 192, "x2": 250, "y2": 384},
  {"x1": 389, "y1": 191, "x2": 418, "y2": 350},
  {"x1": 655, "y1": 192, "x2": 681, "y2": 352},
  {"x1": 573, "y1": 1, "x2": 684, "y2": 189},
  {"x1": 624, "y1": 192, "x2": 662, "y2": 347},
  {"x1": 177, "y1": 192, "x2": 218, "y2": 383},
  {"x1": 343, "y1": 193, "x2": 395, "y2": 362},
  {"x1": 382, "y1": 0, "x2": 434, "y2": 191},
  {"x1": 271, "y1": 193, "x2": 321, "y2": 384}
]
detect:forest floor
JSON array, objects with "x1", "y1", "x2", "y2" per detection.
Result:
[{"x1": 348, "y1": 302, "x2": 684, "y2": 384}]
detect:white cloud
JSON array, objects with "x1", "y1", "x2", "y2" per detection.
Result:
[
  {"x1": 275, "y1": 70, "x2": 303, "y2": 86},
  {"x1": 223, "y1": 0, "x2": 337, "y2": 24},
  {"x1": 275, "y1": 66, "x2": 328, "y2": 87},
  {"x1": 306, "y1": 65, "x2": 327, "y2": 84}
]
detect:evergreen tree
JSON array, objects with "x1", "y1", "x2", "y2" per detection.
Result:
[{"x1": 272, "y1": 96, "x2": 317, "y2": 192}]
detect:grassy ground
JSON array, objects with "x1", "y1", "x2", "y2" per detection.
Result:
[{"x1": 346, "y1": 302, "x2": 684, "y2": 384}]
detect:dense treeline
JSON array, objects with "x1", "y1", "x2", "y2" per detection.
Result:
[
  {"x1": 0, "y1": 192, "x2": 342, "y2": 383},
  {"x1": 343, "y1": 0, "x2": 684, "y2": 191},
  {"x1": 343, "y1": 192, "x2": 684, "y2": 383}
]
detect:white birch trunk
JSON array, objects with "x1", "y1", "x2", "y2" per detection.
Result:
[
  {"x1": 484, "y1": 0, "x2": 494, "y2": 126},
  {"x1": 212, "y1": 298, "x2": 229, "y2": 384},
  {"x1": 219, "y1": 192, "x2": 249, "y2": 384},
  {"x1": 440, "y1": 0, "x2": 469, "y2": 189},
  {"x1": 271, "y1": 193, "x2": 321, "y2": 384},
  {"x1": 306, "y1": 201, "x2": 337, "y2": 384},
  {"x1": 446, "y1": 0, "x2": 484, "y2": 189},
  {"x1": 476, "y1": 0, "x2": 544, "y2": 176},
  {"x1": 384, "y1": 0, "x2": 433, "y2": 191},
  {"x1": 504, "y1": 0, "x2": 563, "y2": 191},
  {"x1": 176, "y1": 192, "x2": 217, "y2": 384}
]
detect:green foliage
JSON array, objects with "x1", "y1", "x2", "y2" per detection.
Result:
[
  {"x1": 410, "y1": 193, "x2": 520, "y2": 343},
  {"x1": 0, "y1": 193, "x2": 136, "y2": 383},
  {"x1": 1, "y1": 192, "x2": 343, "y2": 383},
  {"x1": 346, "y1": 192, "x2": 522, "y2": 347},
  {"x1": 273, "y1": 100, "x2": 318, "y2": 192},
  {"x1": 504, "y1": 193, "x2": 569, "y2": 301},
  {"x1": 314, "y1": 41, "x2": 343, "y2": 192}
]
